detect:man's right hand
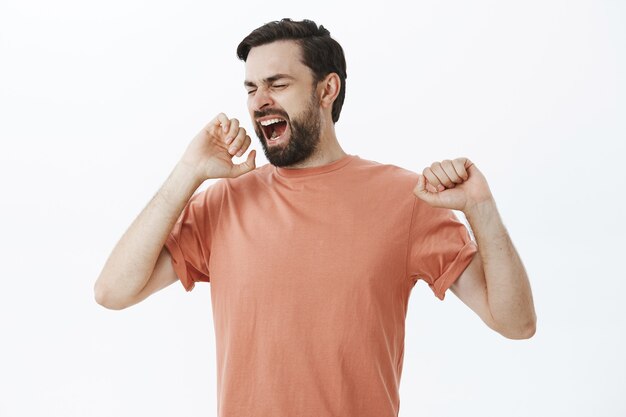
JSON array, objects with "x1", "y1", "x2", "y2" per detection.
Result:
[{"x1": 180, "y1": 113, "x2": 257, "y2": 181}]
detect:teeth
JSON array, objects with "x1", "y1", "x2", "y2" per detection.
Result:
[{"x1": 260, "y1": 118, "x2": 284, "y2": 126}]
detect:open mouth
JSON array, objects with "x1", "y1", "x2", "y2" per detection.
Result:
[{"x1": 260, "y1": 118, "x2": 288, "y2": 142}]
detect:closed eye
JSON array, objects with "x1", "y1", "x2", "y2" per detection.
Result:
[{"x1": 246, "y1": 84, "x2": 288, "y2": 95}]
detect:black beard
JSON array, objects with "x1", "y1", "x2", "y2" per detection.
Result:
[{"x1": 254, "y1": 94, "x2": 321, "y2": 168}]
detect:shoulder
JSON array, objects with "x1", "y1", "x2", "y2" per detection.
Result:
[
  {"x1": 185, "y1": 166, "x2": 269, "y2": 218},
  {"x1": 187, "y1": 164, "x2": 266, "y2": 204},
  {"x1": 351, "y1": 155, "x2": 420, "y2": 191},
  {"x1": 205, "y1": 163, "x2": 273, "y2": 202},
  {"x1": 224, "y1": 163, "x2": 272, "y2": 186}
]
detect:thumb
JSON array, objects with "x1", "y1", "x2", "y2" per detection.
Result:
[
  {"x1": 231, "y1": 149, "x2": 256, "y2": 177},
  {"x1": 413, "y1": 174, "x2": 440, "y2": 206}
]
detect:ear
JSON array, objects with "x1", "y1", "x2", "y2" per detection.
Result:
[{"x1": 318, "y1": 73, "x2": 341, "y2": 110}]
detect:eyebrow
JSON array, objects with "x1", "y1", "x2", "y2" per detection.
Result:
[{"x1": 244, "y1": 74, "x2": 296, "y2": 88}]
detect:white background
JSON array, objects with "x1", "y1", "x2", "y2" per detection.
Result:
[{"x1": 1, "y1": 0, "x2": 625, "y2": 416}]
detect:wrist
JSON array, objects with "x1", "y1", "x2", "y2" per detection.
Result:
[
  {"x1": 175, "y1": 160, "x2": 205, "y2": 185},
  {"x1": 464, "y1": 198, "x2": 499, "y2": 223}
]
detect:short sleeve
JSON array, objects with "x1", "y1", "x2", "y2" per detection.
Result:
[
  {"x1": 406, "y1": 198, "x2": 478, "y2": 300},
  {"x1": 164, "y1": 189, "x2": 212, "y2": 292}
]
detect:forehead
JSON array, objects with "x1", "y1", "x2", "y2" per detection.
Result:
[{"x1": 244, "y1": 40, "x2": 311, "y2": 83}]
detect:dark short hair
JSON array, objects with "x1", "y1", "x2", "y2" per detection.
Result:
[{"x1": 236, "y1": 18, "x2": 347, "y2": 123}]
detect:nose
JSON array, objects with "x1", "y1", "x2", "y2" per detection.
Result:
[{"x1": 250, "y1": 86, "x2": 274, "y2": 112}]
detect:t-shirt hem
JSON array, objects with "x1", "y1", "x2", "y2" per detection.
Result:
[
  {"x1": 432, "y1": 240, "x2": 478, "y2": 300},
  {"x1": 164, "y1": 232, "x2": 195, "y2": 292}
]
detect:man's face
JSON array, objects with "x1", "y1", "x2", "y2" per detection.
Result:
[{"x1": 244, "y1": 40, "x2": 322, "y2": 167}]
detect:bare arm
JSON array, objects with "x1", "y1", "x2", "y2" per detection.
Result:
[
  {"x1": 94, "y1": 113, "x2": 256, "y2": 310},
  {"x1": 94, "y1": 162, "x2": 203, "y2": 310},
  {"x1": 451, "y1": 201, "x2": 536, "y2": 339}
]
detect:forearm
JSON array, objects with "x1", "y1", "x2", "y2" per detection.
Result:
[
  {"x1": 94, "y1": 161, "x2": 203, "y2": 309},
  {"x1": 465, "y1": 200, "x2": 536, "y2": 338}
]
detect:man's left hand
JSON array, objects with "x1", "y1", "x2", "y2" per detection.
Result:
[{"x1": 412, "y1": 157, "x2": 494, "y2": 212}]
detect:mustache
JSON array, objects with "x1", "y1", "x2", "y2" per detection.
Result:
[{"x1": 254, "y1": 108, "x2": 290, "y2": 120}]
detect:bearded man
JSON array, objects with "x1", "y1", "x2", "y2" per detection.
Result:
[{"x1": 95, "y1": 18, "x2": 536, "y2": 417}]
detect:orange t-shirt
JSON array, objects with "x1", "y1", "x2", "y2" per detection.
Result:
[{"x1": 164, "y1": 154, "x2": 477, "y2": 417}]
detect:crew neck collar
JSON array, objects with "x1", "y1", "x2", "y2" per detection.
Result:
[{"x1": 274, "y1": 154, "x2": 358, "y2": 178}]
